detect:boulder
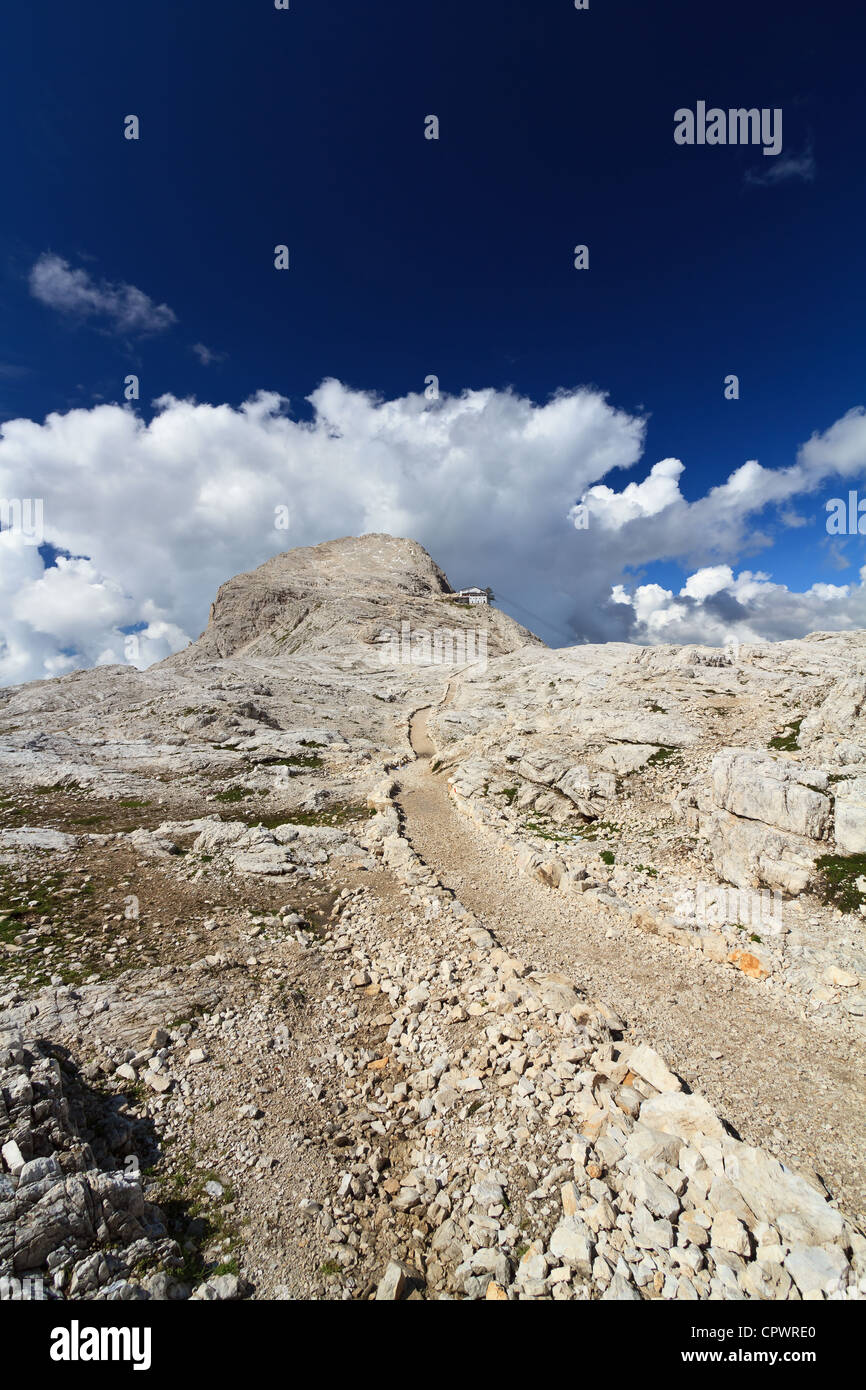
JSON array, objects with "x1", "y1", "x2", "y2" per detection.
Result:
[
  {"x1": 0, "y1": 828, "x2": 78, "y2": 852},
  {"x1": 517, "y1": 755, "x2": 568, "y2": 787},
  {"x1": 375, "y1": 1259, "x2": 419, "y2": 1300},
  {"x1": 549, "y1": 1217, "x2": 595, "y2": 1276},
  {"x1": 833, "y1": 776, "x2": 866, "y2": 853},
  {"x1": 722, "y1": 1147, "x2": 846, "y2": 1246},
  {"x1": 707, "y1": 808, "x2": 820, "y2": 894},
  {"x1": 627, "y1": 1044, "x2": 682, "y2": 1095},
  {"x1": 638, "y1": 1092, "x2": 726, "y2": 1143},
  {"x1": 594, "y1": 744, "x2": 658, "y2": 775},
  {"x1": 784, "y1": 1244, "x2": 849, "y2": 1299},
  {"x1": 711, "y1": 750, "x2": 831, "y2": 839},
  {"x1": 555, "y1": 765, "x2": 617, "y2": 805},
  {"x1": 800, "y1": 677, "x2": 866, "y2": 747}
]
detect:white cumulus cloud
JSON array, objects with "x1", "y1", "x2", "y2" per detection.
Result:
[
  {"x1": 0, "y1": 381, "x2": 865, "y2": 684},
  {"x1": 611, "y1": 565, "x2": 865, "y2": 648}
]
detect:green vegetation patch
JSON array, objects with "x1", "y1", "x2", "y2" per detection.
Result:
[
  {"x1": 0, "y1": 864, "x2": 128, "y2": 990},
  {"x1": 258, "y1": 753, "x2": 324, "y2": 770},
  {"x1": 815, "y1": 851, "x2": 866, "y2": 914},
  {"x1": 573, "y1": 819, "x2": 621, "y2": 839},
  {"x1": 768, "y1": 718, "x2": 803, "y2": 752},
  {"x1": 0, "y1": 865, "x2": 67, "y2": 937},
  {"x1": 242, "y1": 802, "x2": 374, "y2": 832},
  {"x1": 647, "y1": 747, "x2": 678, "y2": 766},
  {"x1": 148, "y1": 1158, "x2": 239, "y2": 1286},
  {"x1": 214, "y1": 786, "x2": 255, "y2": 803},
  {"x1": 523, "y1": 816, "x2": 622, "y2": 847},
  {"x1": 523, "y1": 820, "x2": 571, "y2": 843}
]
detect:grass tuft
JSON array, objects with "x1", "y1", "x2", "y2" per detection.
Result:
[{"x1": 815, "y1": 851, "x2": 866, "y2": 914}]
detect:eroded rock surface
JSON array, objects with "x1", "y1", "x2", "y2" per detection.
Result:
[{"x1": 0, "y1": 536, "x2": 863, "y2": 1301}]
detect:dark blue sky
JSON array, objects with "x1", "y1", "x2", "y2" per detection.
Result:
[{"x1": 1, "y1": 0, "x2": 865, "y2": 660}]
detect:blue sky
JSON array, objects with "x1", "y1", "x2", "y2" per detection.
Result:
[{"x1": 1, "y1": 0, "x2": 865, "y2": 677}]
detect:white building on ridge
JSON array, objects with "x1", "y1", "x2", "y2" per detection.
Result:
[{"x1": 453, "y1": 587, "x2": 489, "y2": 607}]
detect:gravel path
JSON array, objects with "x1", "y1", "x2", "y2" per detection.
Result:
[{"x1": 397, "y1": 704, "x2": 866, "y2": 1229}]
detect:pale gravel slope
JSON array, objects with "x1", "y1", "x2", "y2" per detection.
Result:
[{"x1": 397, "y1": 704, "x2": 866, "y2": 1226}]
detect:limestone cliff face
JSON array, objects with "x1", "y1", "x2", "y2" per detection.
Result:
[{"x1": 172, "y1": 533, "x2": 541, "y2": 663}]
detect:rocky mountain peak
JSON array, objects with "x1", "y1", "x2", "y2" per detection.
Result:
[{"x1": 176, "y1": 533, "x2": 538, "y2": 662}]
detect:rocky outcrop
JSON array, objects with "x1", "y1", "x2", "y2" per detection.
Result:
[
  {"x1": 170, "y1": 534, "x2": 539, "y2": 665},
  {"x1": 682, "y1": 750, "x2": 866, "y2": 891},
  {"x1": 0, "y1": 1028, "x2": 181, "y2": 1299},
  {"x1": 594, "y1": 744, "x2": 658, "y2": 775},
  {"x1": 674, "y1": 752, "x2": 833, "y2": 894},
  {"x1": 800, "y1": 676, "x2": 866, "y2": 761},
  {"x1": 711, "y1": 751, "x2": 832, "y2": 841},
  {"x1": 705, "y1": 810, "x2": 822, "y2": 895}
]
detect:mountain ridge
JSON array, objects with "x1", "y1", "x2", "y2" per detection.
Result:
[{"x1": 166, "y1": 532, "x2": 542, "y2": 665}]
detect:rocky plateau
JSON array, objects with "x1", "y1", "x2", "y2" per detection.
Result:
[{"x1": 0, "y1": 534, "x2": 864, "y2": 1302}]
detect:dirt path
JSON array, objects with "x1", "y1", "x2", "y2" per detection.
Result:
[
  {"x1": 397, "y1": 703, "x2": 866, "y2": 1228},
  {"x1": 408, "y1": 704, "x2": 436, "y2": 758}
]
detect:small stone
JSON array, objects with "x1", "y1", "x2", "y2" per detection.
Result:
[
  {"x1": 375, "y1": 1259, "x2": 417, "y2": 1301},
  {"x1": 601, "y1": 1274, "x2": 640, "y2": 1300},
  {"x1": 1, "y1": 1140, "x2": 25, "y2": 1176},
  {"x1": 471, "y1": 1177, "x2": 505, "y2": 1207},
  {"x1": 639, "y1": 1091, "x2": 726, "y2": 1142},
  {"x1": 627, "y1": 1166, "x2": 680, "y2": 1222},
  {"x1": 824, "y1": 965, "x2": 859, "y2": 988},
  {"x1": 143, "y1": 1071, "x2": 171, "y2": 1093},
  {"x1": 710, "y1": 1210, "x2": 751, "y2": 1257},
  {"x1": 549, "y1": 1217, "x2": 595, "y2": 1276},
  {"x1": 679, "y1": 1214, "x2": 710, "y2": 1248},
  {"x1": 785, "y1": 1243, "x2": 849, "y2": 1299},
  {"x1": 18, "y1": 1156, "x2": 62, "y2": 1187},
  {"x1": 191, "y1": 1273, "x2": 242, "y2": 1300},
  {"x1": 627, "y1": 1044, "x2": 682, "y2": 1094},
  {"x1": 464, "y1": 1247, "x2": 511, "y2": 1289},
  {"x1": 727, "y1": 949, "x2": 769, "y2": 981},
  {"x1": 561, "y1": 1181, "x2": 581, "y2": 1217}
]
